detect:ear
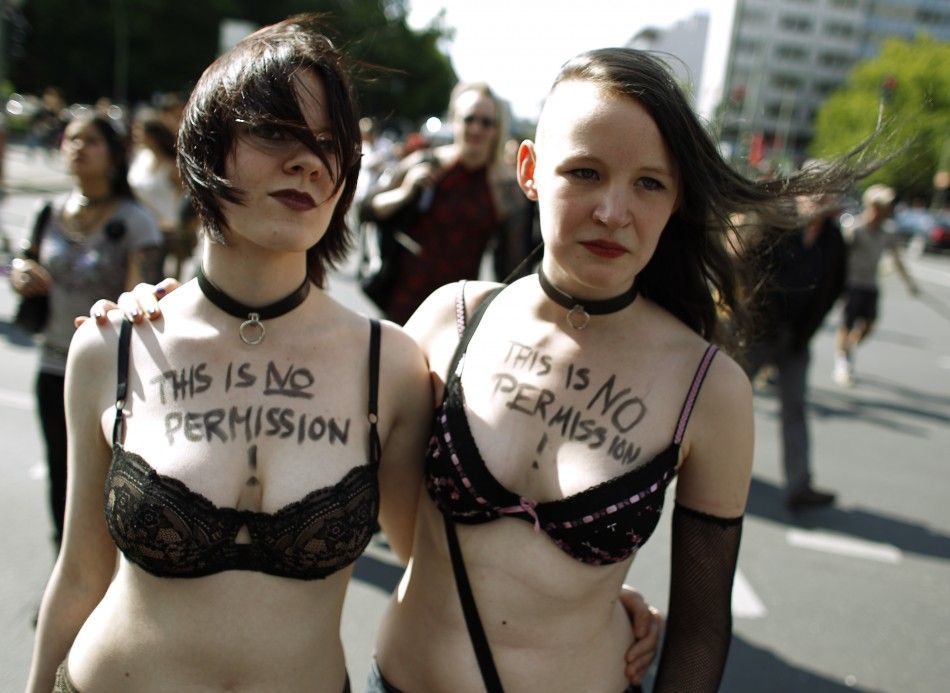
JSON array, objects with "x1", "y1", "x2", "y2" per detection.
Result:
[{"x1": 516, "y1": 140, "x2": 539, "y2": 201}]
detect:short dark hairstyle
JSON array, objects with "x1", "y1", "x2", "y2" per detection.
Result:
[
  {"x1": 177, "y1": 14, "x2": 361, "y2": 287},
  {"x1": 551, "y1": 48, "x2": 878, "y2": 347},
  {"x1": 68, "y1": 114, "x2": 134, "y2": 200}
]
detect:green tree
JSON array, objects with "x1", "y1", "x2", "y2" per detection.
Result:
[
  {"x1": 9, "y1": 0, "x2": 455, "y2": 127},
  {"x1": 810, "y1": 35, "x2": 950, "y2": 201}
]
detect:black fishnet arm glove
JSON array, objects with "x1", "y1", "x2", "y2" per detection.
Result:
[{"x1": 652, "y1": 502, "x2": 743, "y2": 692}]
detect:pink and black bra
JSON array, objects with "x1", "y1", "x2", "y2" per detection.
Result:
[{"x1": 424, "y1": 286, "x2": 718, "y2": 566}]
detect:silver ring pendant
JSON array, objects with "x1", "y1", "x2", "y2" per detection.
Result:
[
  {"x1": 566, "y1": 305, "x2": 590, "y2": 331},
  {"x1": 239, "y1": 313, "x2": 265, "y2": 345}
]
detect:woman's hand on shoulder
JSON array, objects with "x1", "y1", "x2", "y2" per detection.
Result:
[
  {"x1": 675, "y1": 349, "x2": 754, "y2": 518},
  {"x1": 74, "y1": 277, "x2": 181, "y2": 328}
]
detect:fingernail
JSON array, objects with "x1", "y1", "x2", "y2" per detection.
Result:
[
  {"x1": 155, "y1": 287, "x2": 167, "y2": 298},
  {"x1": 147, "y1": 307, "x2": 159, "y2": 316},
  {"x1": 93, "y1": 311, "x2": 104, "y2": 320},
  {"x1": 130, "y1": 309, "x2": 141, "y2": 319}
]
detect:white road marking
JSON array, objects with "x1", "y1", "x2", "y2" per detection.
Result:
[
  {"x1": 0, "y1": 388, "x2": 33, "y2": 410},
  {"x1": 732, "y1": 568, "x2": 766, "y2": 618},
  {"x1": 786, "y1": 529, "x2": 902, "y2": 564}
]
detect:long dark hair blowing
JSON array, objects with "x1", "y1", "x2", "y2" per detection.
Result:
[
  {"x1": 554, "y1": 48, "x2": 877, "y2": 347},
  {"x1": 177, "y1": 14, "x2": 361, "y2": 287},
  {"x1": 72, "y1": 114, "x2": 135, "y2": 200}
]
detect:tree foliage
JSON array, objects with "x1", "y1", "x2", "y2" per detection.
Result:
[
  {"x1": 810, "y1": 35, "x2": 950, "y2": 200},
  {"x1": 9, "y1": 0, "x2": 456, "y2": 127}
]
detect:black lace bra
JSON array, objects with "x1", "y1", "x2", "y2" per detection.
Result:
[
  {"x1": 104, "y1": 319, "x2": 383, "y2": 580},
  {"x1": 425, "y1": 284, "x2": 718, "y2": 566}
]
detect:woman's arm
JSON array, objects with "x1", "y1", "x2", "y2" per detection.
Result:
[
  {"x1": 368, "y1": 151, "x2": 438, "y2": 222},
  {"x1": 652, "y1": 353, "x2": 753, "y2": 692},
  {"x1": 376, "y1": 322, "x2": 434, "y2": 564},
  {"x1": 26, "y1": 321, "x2": 122, "y2": 692}
]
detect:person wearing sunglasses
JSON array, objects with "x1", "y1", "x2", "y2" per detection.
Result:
[{"x1": 363, "y1": 81, "x2": 526, "y2": 324}]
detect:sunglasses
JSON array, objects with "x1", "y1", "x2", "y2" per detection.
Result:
[{"x1": 462, "y1": 114, "x2": 497, "y2": 129}]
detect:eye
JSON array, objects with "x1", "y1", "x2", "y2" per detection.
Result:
[
  {"x1": 637, "y1": 177, "x2": 665, "y2": 192},
  {"x1": 568, "y1": 168, "x2": 599, "y2": 181},
  {"x1": 247, "y1": 123, "x2": 290, "y2": 142},
  {"x1": 315, "y1": 137, "x2": 335, "y2": 154}
]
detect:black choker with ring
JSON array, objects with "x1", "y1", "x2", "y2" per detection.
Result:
[
  {"x1": 196, "y1": 266, "x2": 311, "y2": 345},
  {"x1": 537, "y1": 268, "x2": 637, "y2": 330}
]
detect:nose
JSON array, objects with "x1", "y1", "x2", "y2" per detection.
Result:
[
  {"x1": 592, "y1": 186, "x2": 633, "y2": 229},
  {"x1": 284, "y1": 142, "x2": 330, "y2": 182}
]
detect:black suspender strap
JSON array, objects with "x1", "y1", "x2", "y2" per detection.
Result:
[
  {"x1": 112, "y1": 319, "x2": 133, "y2": 446},
  {"x1": 443, "y1": 514, "x2": 505, "y2": 692},
  {"x1": 367, "y1": 319, "x2": 382, "y2": 467}
]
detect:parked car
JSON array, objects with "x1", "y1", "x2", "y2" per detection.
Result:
[
  {"x1": 925, "y1": 213, "x2": 950, "y2": 253},
  {"x1": 893, "y1": 207, "x2": 936, "y2": 244}
]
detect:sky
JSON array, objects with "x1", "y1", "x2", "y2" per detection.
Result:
[{"x1": 407, "y1": 0, "x2": 735, "y2": 122}]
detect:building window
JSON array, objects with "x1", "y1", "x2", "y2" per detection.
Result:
[
  {"x1": 771, "y1": 73, "x2": 805, "y2": 90},
  {"x1": 737, "y1": 37, "x2": 764, "y2": 53},
  {"x1": 824, "y1": 21, "x2": 855, "y2": 38},
  {"x1": 776, "y1": 44, "x2": 808, "y2": 61},
  {"x1": 916, "y1": 9, "x2": 950, "y2": 25},
  {"x1": 818, "y1": 53, "x2": 851, "y2": 67},
  {"x1": 741, "y1": 7, "x2": 769, "y2": 24},
  {"x1": 818, "y1": 51, "x2": 852, "y2": 68},
  {"x1": 779, "y1": 15, "x2": 813, "y2": 32}
]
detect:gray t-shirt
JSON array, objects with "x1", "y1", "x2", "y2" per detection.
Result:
[
  {"x1": 843, "y1": 218, "x2": 896, "y2": 290},
  {"x1": 36, "y1": 197, "x2": 162, "y2": 375}
]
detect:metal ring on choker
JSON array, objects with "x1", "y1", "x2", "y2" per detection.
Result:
[
  {"x1": 196, "y1": 266, "x2": 311, "y2": 345},
  {"x1": 537, "y1": 269, "x2": 637, "y2": 330}
]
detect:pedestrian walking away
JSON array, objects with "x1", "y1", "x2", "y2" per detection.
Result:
[
  {"x1": 741, "y1": 188, "x2": 848, "y2": 510},
  {"x1": 834, "y1": 183, "x2": 919, "y2": 386}
]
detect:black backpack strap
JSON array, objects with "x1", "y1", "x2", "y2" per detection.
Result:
[
  {"x1": 112, "y1": 320, "x2": 134, "y2": 446},
  {"x1": 22, "y1": 202, "x2": 53, "y2": 260},
  {"x1": 443, "y1": 514, "x2": 505, "y2": 692},
  {"x1": 367, "y1": 319, "x2": 382, "y2": 467}
]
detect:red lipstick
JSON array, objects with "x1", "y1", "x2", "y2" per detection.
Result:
[
  {"x1": 269, "y1": 189, "x2": 316, "y2": 211},
  {"x1": 581, "y1": 240, "x2": 627, "y2": 259}
]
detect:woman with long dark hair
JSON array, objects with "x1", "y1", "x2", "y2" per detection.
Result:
[{"x1": 10, "y1": 113, "x2": 163, "y2": 551}]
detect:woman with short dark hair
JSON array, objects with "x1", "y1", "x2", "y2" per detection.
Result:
[{"x1": 27, "y1": 16, "x2": 431, "y2": 692}]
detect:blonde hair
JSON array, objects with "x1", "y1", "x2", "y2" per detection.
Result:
[{"x1": 449, "y1": 81, "x2": 508, "y2": 167}]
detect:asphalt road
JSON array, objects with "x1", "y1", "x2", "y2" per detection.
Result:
[{"x1": 1, "y1": 144, "x2": 948, "y2": 692}]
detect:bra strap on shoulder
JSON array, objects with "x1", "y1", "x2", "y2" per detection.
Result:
[
  {"x1": 455, "y1": 280, "x2": 468, "y2": 338},
  {"x1": 367, "y1": 319, "x2": 382, "y2": 467},
  {"x1": 446, "y1": 286, "x2": 504, "y2": 381},
  {"x1": 673, "y1": 344, "x2": 719, "y2": 445},
  {"x1": 112, "y1": 319, "x2": 134, "y2": 446}
]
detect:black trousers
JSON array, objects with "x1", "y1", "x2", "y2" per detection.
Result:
[{"x1": 36, "y1": 370, "x2": 67, "y2": 548}]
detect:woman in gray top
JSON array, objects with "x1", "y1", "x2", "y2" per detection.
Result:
[{"x1": 8, "y1": 113, "x2": 163, "y2": 548}]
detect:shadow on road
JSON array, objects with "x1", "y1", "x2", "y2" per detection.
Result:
[
  {"x1": 746, "y1": 477, "x2": 950, "y2": 560},
  {"x1": 718, "y1": 634, "x2": 884, "y2": 692},
  {"x1": 754, "y1": 376, "x2": 950, "y2": 436}
]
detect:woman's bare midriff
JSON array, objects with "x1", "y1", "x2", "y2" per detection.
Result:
[
  {"x1": 67, "y1": 560, "x2": 351, "y2": 692},
  {"x1": 376, "y1": 499, "x2": 634, "y2": 693}
]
